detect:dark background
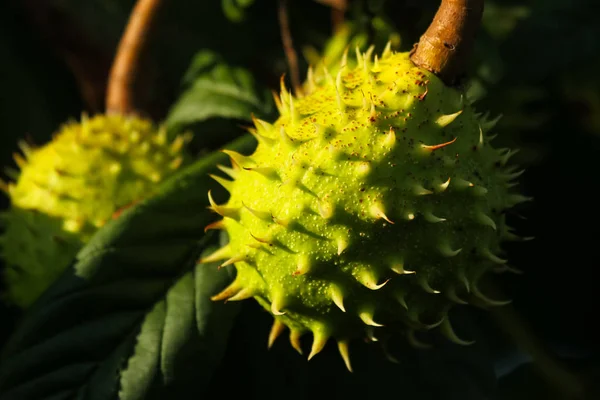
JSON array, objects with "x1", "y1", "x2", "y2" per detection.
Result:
[{"x1": 1, "y1": 0, "x2": 599, "y2": 398}]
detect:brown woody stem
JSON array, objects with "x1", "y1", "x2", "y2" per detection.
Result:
[
  {"x1": 322, "y1": 0, "x2": 347, "y2": 32},
  {"x1": 410, "y1": 0, "x2": 484, "y2": 86},
  {"x1": 106, "y1": 0, "x2": 163, "y2": 115},
  {"x1": 278, "y1": 0, "x2": 302, "y2": 96}
]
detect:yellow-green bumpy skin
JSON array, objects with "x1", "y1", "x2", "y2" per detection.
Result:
[
  {"x1": 0, "y1": 114, "x2": 191, "y2": 308},
  {"x1": 204, "y1": 49, "x2": 528, "y2": 369}
]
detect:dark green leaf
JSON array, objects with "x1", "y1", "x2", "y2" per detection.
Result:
[
  {"x1": 118, "y1": 252, "x2": 239, "y2": 400},
  {"x1": 222, "y1": 0, "x2": 255, "y2": 22},
  {"x1": 0, "y1": 134, "x2": 256, "y2": 400},
  {"x1": 166, "y1": 50, "x2": 274, "y2": 132}
]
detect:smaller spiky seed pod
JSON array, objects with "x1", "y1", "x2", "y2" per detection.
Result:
[{"x1": 0, "y1": 114, "x2": 191, "y2": 308}]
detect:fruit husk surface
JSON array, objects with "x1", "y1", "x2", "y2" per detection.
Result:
[{"x1": 204, "y1": 46, "x2": 527, "y2": 369}]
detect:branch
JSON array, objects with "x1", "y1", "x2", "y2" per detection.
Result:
[
  {"x1": 410, "y1": 0, "x2": 484, "y2": 86},
  {"x1": 106, "y1": 0, "x2": 164, "y2": 115},
  {"x1": 484, "y1": 282, "x2": 588, "y2": 399},
  {"x1": 314, "y1": 0, "x2": 347, "y2": 32},
  {"x1": 278, "y1": 0, "x2": 302, "y2": 96}
]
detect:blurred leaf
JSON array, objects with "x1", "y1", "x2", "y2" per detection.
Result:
[
  {"x1": 482, "y1": 2, "x2": 531, "y2": 42},
  {"x1": 166, "y1": 50, "x2": 274, "y2": 132},
  {"x1": 367, "y1": 0, "x2": 387, "y2": 13},
  {"x1": 222, "y1": 0, "x2": 255, "y2": 22},
  {"x1": 501, "y1": 0, "x2": 600, "y2": 83},
  {"x1": 467, "y1": 29, "x2": 505, "y2": 103},
  {"x1": 562, "y1": 71, "x2": 600, "y2": 135},
  {"x1": 0, "y1": 134, "x2": 256, "y2": 400}
]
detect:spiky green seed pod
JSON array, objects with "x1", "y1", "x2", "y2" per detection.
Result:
[
  {"x1": 203, "y1": 47, "x2": 529, "y2": 371},
  {"x1": 0, "y1": 114, "x2": 191, "y2": 308}
]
